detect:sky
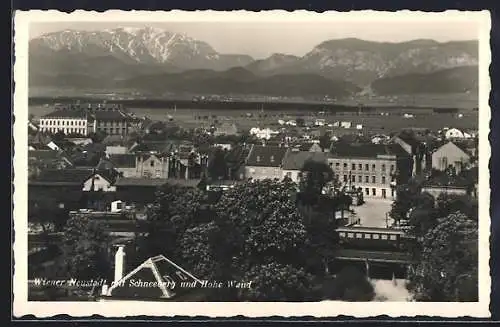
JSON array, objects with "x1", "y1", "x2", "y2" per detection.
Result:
[{"x1": 29, "y1": 21, "x2": 480, "y2": 59}]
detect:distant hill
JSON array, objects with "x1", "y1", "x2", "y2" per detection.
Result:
[
  {"x1": 371, "y1": 66, "x2": 479, "y2": 95},
  {"x1": 28, "y1": 27, "x2": 478, "y2": 96},
  {"x1": 117, "y1": 69, "x2": 360, "y2": 98}
]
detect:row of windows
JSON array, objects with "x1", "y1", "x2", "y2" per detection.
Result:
[
  {"x1": 330, "y1": 162, "x2": 395, "y2": 172},
  {"x1": 41, "y1": 127, "x2": 86, "y2": 134},
  {"x1": 41, "y1": 119, "x2": 86, "y2": 126},
  {"x1": 98, "y1": 121, "x2": 127, "y2": 127},
  {"x1": 341, "y1": 174, "x2": 394, "y2": 184},
  {"x1": 97, "y1": 127, "x2": 127, "y2": 135},
  {"x1": 339, "y1": 232, "x2": 398, "y2": 241}
]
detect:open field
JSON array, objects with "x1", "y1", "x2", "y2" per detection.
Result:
[{"x1": 29, "y1": 104, "x2": 478, "y2": 135}]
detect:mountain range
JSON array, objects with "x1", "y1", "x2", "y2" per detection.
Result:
[{"x1": 29, "y1": 27, "x2": 479, "y2": 98}]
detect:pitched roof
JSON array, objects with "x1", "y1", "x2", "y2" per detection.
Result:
[
  {"x1": 130, "y1": 141, "x2": 176, "y2": 154},
  {"x1": 394, "y1": 132, "x2": 421, "y2": 148},
  {"x1": 31, "y1": 168, "x2": 117, "y2": 185},
  {"x1": 115, "y1": 178, "x2": 199, "y2": 188},
  {"x1": 102, "y1": 135, "x2": 126, "y2": 146},
  {"x1": 42, "y1": 110, "x2": 88, "y2": 119},
  {"x1": 31, "y1": 168, "x2": 95, "y2": 185},
  {"x1": 246, "y1": 145, "x2": 288, "y2": 167},
  {"x1": 94, "y1": 110, "x2": 129, "y2": 121},
  {"x1": 109, "y1": 154, "x2": 136, "y2": 168},
  {"x1": 105, "y1": 255, "x2": 202, "y2": 300},
  {"x1": 28, "y1": 149, "x2": 61, "y2": 161},
  {"x1": 282, "y1": 151, "x2": 329, "y2": 170},
  {"x1": 330, "y1": 142, "x2": 407, "y2": 158}
]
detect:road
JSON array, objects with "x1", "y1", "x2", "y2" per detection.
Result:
[{"x1": 352, "y1": 198, "x2": 393, "y2": 228}]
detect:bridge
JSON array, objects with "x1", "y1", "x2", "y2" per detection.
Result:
[{"x1": 334, "y1": 226, "x2": 413, "y2": 279}]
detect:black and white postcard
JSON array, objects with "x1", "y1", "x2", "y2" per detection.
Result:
[{"x1": 13, "y1": 10, "x2": 491, "y2": 318}]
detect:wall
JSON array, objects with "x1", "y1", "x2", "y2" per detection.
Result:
[
  {"x1": 82, "y1": 174, "x2": 116, "y2": 192},
  {"x1": 106, "y1": 146, "x2": 128, "y2": 155},
  {"x1": 327, "y1": 157, "x2": 397, "y2": 199},
  {"x1": 282, "y1": 169, "x2": 301, "y2": 183},
  {"x1": 432, "y1": 142, "x2": 470, "y2": 172},
  {"x1": 136, "y1": 155, "x2": 169, "y2": 179},
  {"x1": 245, "y1": 166, "x2": 283, "y2": 181},
  {"x1": 116, "y1": 167, "x2": 138, "y2": 178},
  {"x1": 39, "y1": 118, "x2": 88, "y2": 135},
  {"x1": 422, "y1": 186, "x2": 468, "y2": 198}
]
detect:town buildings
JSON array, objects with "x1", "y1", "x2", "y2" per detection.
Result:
[
  {"x1": 244, "y1": 145, "x2": 288, "y2": 180},
  {"x1": 38, "y1": 103, "x2": 134, "y2": 136},
  {"x1": 431, "y1": 141, "x2": 472, "y2": 173},
  {"x1": 328, "y1": 143, "x2": 411, "y2": 199}
]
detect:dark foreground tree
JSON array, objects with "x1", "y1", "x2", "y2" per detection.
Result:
[
  {"x1": 408, "y1": 212, "x2": 478, "y2": 301},
  {"x1": 60, "y1": 215, "x2": 111, "y2": 280},
  {"x1": 323, "y1": 266, "x2": 374, "y2": 301}
]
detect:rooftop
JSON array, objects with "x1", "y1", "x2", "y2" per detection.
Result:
[
  {"x1": 108, "y1": 154, "x2": 136, "y2": 168},
  {"x1": 115, "y1": 178, "x2": 200, "y2": 188},
  {"x1": 42, "y1": 110, "x2": 87, "y2": 119},
  {"x1": 330, "y1": 142, "x2": 407, "y2": 159},
  {"x1": 282, "y1": 151, "x2": 329, "y2": 170},
  {"x1": 246, "y1": 145, "x2": 288, "y2": 167},
  {"x1": 94, "y1": 110, "x2": 129, "y2": 121}
]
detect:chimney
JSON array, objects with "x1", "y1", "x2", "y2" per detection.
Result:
[{"x1": 114, "y1": 245, "x2": 126, "y2": 283}]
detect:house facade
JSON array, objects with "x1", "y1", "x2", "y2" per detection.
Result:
[
  {"x1": 244, "y1": 145, "x2": 288, "y2": 180},
  {"x1": 431, "y1": 141, "x2": 471, "y2": 173},
  {"x1": 39, "y1": 110, "x2": 91, "y2": 136},
  {"x1": 327, "y1": 143, "x2": 411, "y2": 199},
  {"x1": 136, "y1": 153, "x2": 171, "y2": 179}
]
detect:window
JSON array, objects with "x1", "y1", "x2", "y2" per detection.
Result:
[
  {"x1": 352, "y1": 163, "x2": 356, "y2": 170},
  {"x1": 347, "y1": 233, "x2": 354, "y2": 238},
  {"x1": 382, "y1": 164, "x2": 386, "y2": 172},
  {"x1": 373, "y1": 234, "x2": 380, "y2": 240},
  {"x1": 365, "y1": 176, "x2": 369, "y2": 183},
  {"x1": 335, "y1": 162, "x2": 340, "y2": 169},
  {"x1": 389, "y1": 235, "x2": 397, "y2": 241},
  {"x1": 365, "y1": 188, "x2": 369, "y2": 195},
  {"x1": 256, "y1": 156, "x2": 261, "y2": 163},
  {"x1": 356, "y1": 233, "x2": 363, "y2": 239},
  {"x1": 339, "y1": 232, "x2": 346, "y2": 238},
  {"x1": 155, "y1": 170, "x2": 161, "y2": 177},
  {"x1": 382, "y1": 176, "x2": 386, "y2": 184},
  {"x1": 150, "y1": 161, "x2": 155, "y2": 167},
  {"x1": 351, "y1": 175, "x2": 356, "y2": 182},
  {"x1": 343, "y1": 163, "x2": 347, "y2": 169},
  {"x1": 372, "y1": 164, "x2": 376, "y2": 171},
  {"x1": 372, "y1": 176, "x2": 376, "y2": 183},
  {"x1": 358, "y1": 175, "x2": 362, "y2": 183},
  {"x1": 343, "y1": 175, "x2": 348, "y2": 182},
  {"x1": 364, "y1": 234, "x2": 371, "y2": 239},
  {"x1": 329, "y1": 162, "x2": 333, "y2": 167},
  {"x1": 390, "y1": 164, "x2": 395, "y2": 172},
  {"x1": 381, "y1": 234, "x2": 388, "y2": 240},
  {"x1": 372, "y1": 188, "x2": 376, "y2": 196},
  {"x1": 365, "y1": 164, "x2": 369, "y2": 171},
  {"x1": 270, "y1": 155, "x2": 275, "y2": 163},
  {"x1": 358, "y1": 163, "x2": 362, "y2": 170}
]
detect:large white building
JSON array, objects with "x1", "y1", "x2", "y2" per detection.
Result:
[{"x1": 39, "y1": 110, "x2": 93, "y2": 136}]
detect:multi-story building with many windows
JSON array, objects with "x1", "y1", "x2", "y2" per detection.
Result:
[
  {"x1": 38, "y1": 103, "x2": 134, "y2": 136},
  {"x1": 327, "y1": 143, "x2": 411, "y2": 199},
  {"x1": 39, "y1": 110, "x2": 91, "y2": 136}
]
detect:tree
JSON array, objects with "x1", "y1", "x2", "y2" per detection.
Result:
[
  {"x1": 299, "y1": 160, "x2": 334, "y2": 203},
  {"x1": 207, "y1": 147, "x2": 228, "y2": 181},
  {"x1": 319, "y1": 133, "x2": 331, "y2": 151},
  {"x1": 135, "y1": 184, "x2": 205, "y2": 262},
  {"x1": 389, "y1": 178, "x2": 423, "y2": 224},
  {"x1": 323, "y1": 266, "x2": 375, "y2": 301},
  {"x1": 60, "y1": 215, "x2": 112, "y2": 280},
  {"x1": 296, "y1": 117, "x2": 305, "y2": 127},
  {"x1": 436, "y1": 193, "x2": 478, "y2": 221},
  {"x1": 241, "y1": 263, "x2": 316, "y2": 301},
  {"x1": 407, "y1": 192, "x2": 438, "y2": 238},
  {"x1": 408, "y1": 212, "x2": 478, "y2": 301}
]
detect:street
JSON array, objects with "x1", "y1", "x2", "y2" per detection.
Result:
[{"x1": 352, "y1": 198, "x2": 393, "y2": 228}]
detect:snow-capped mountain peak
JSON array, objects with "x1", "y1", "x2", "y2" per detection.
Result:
[{"x1": 31, "y1": 27, "x2": 253, "y2": 70}]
